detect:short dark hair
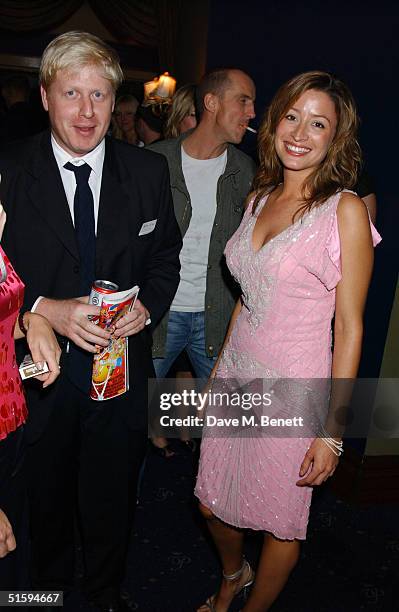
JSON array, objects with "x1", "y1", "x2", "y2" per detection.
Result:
[
  {"x1": 195, "y1": 68, "x2": 234, "y2": 115},
  {"x1": 136, "y1": 105, "x2": 164, "y2": 134}
]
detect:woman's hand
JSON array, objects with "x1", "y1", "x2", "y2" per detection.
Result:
[
  {"x1": 296, "y1": 438, "x2": 339, "y2": 487},
  {"x1": 24, "y1": 312, "x2": 62, "y2": 388},
  {"x1": 0, "y1": 202, "x2": 6, "y2": 241},
  {"x1": 0, "y1": 508, "x2": 16, "y2": 558}
]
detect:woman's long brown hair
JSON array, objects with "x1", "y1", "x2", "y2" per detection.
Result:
[{"x1": 252, "y1": 71, "x2": 362, "y2": 218}]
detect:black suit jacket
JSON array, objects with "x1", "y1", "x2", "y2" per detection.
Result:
[{"x1": 0, "y1": 131, "x2": 182, "y2": 440}]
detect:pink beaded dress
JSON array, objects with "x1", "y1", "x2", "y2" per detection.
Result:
[
  {"x1": 0, "y1": 245, "x2": 27, "y2": 441},
  {"x1": 195, "y1": 191, "x2": 381, "y2": 540}
]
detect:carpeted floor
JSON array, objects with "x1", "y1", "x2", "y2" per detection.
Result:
[{"x1": 115, "y1": 445, "x2": 398, "y2": 612}]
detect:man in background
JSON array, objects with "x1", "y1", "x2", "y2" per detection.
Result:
[
  {"x1": 135, "y1": 104, "x2": 164, "y2": 145},
  {"x1": 148, "y1": 68, "x2": 256, "y2": 454}
]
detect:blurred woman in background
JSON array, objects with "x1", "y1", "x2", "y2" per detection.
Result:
[
  {"x1": 164, "y1": 84, "x2": 197, "y2": 139},
  {"x1": 112, "y1": 94, "x2": 140, "y2": 145}
]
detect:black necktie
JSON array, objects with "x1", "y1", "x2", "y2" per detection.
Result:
[
  {"x1": 64, "y1": 162, "x2": 96, "y2": 394},
  {"x1": 64, "y1": 162, "x2": 96, "y2": 293}
]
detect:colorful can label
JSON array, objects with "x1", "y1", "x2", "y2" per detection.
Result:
[
  {"x1": 89, "y1": 280, "x2": 119, "y2": 322},
  {"x1": 89, "y1": 280, "x2": 119, "y2": 306}
]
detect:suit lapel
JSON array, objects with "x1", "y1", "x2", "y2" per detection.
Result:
[
  {"x1": 25, "y1": 134, "x2": 139, "y2": 275},
  {"x1": 26, "y1": 132, "x2": 79, "y2": 262},
  {"x1": 96, "y1": 138, "x2": 135, "y2": 274}
]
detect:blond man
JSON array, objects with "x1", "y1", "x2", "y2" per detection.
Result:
[{"x1": 0, "y1": 31, "x2": 181, "y2": 611}]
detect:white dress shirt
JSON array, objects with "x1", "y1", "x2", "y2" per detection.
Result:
[{"x1": 51, "y1": 134, "x2": 105, "y2": 233}]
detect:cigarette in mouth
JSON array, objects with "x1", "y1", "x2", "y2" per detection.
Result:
[{"x1": 246, "y1": 126, "x2": 257, "y2": 134}]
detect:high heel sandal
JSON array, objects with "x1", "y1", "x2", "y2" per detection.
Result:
[{"x1": 199, "y1": 558, "x2": 254, "y2": 611}]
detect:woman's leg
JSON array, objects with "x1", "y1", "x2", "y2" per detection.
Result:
[
  {"x1": 198, "y1": 503, "x2": 251, "y2": 612},
  {"x1": 243, "y1": 533, "x2": 300, "y2": 611}
]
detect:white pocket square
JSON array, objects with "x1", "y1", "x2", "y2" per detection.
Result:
[{"x1": 139, "y1": 219, "x2": 157, "y2": 236}]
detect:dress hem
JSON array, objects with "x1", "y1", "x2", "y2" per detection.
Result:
[{"x1": 195, "y1": 490, "x2": 307, "y2": 542}]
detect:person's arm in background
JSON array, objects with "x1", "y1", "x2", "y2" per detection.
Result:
[
  {"x1": 362, "y1": 193, "x2": 377, "y2": 224},
  {"x1": 355, "y1": 169, "x2": 377, "y2": 224}
]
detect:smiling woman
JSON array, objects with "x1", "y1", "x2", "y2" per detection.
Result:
[
  {"x1": 275, "y1": 90, "x2": 337, "y2": 168},
  {"x1": 194, "y1": 71, "x2": 381, "y2": 612},
  {"x1": 252, "y1": 71, "x2": 360, "y2": 217}
]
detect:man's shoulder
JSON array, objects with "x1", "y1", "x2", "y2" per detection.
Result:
[
  {"x1": 146, "y1": 137, "x2": 179, "y2": 158},
  {"x1": 110, "y1": 137, "x2": 169, "y2": 172},
  {"x1": 145, "y1": 139, "x2": 181, "y2": 180},
  {"x1": 227, "y1": 144, "x2": 257, "y2": 174}
]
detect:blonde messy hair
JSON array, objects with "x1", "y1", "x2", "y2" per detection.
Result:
[
  {"x1": 164, "y1": 84, "x2": 196, "y2": 139},
  {"x1": 40, "y1": 31, "x2": 123, "y2": 92},
  {"x1": 252, "y1": 71, "x2": 361, "y2": 217}
]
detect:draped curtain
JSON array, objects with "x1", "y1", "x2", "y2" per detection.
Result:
[
  {"x1": 153, "y1": 0, "x2": 181, "y2": 74},
  {"x1": 0, "y1": 0, "x2": 82, "y2": 31},
  {"x1": 0, "y1": 0, "x2": 179, "y2": 70}
]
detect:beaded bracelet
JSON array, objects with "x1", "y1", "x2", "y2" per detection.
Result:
[
  {"x1": 320, "y1": 425, "x2": 344, "y2": 457},
  {"x1": 18, "y1": 311, "x2": 29, "y2": 336}
]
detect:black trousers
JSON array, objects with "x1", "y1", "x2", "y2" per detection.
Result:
[{"x1": 25, "y1": 375, "x2": 147, "y2": 604}]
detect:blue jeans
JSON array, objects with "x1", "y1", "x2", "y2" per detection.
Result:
[{"x1": 153, "y1": 311, "x2": 216, "y2": 379}]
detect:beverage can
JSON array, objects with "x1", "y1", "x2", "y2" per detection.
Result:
[
  {"x1": 89, "y1": 280, "x2": 119, "y2": 322},
  {"x1": 89, "y1": 280, "x2": 119, "y2": 306}
]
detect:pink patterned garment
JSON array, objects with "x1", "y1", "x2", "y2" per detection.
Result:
[
  {"x1": 0, "y1": 245, "x2": 27, "y2": 441},
  {"x1": 195, "y1": 191, "x2": 381, "y2": 540}
]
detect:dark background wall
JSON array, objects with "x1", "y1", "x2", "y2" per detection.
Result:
[{"x1": 206, "y1": 0, "x2": 398, "y2": 381}]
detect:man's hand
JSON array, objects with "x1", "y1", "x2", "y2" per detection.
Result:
[
  {"x1": 0, "y1": 508, "x2": 16, "y2": 558},
  {"x1": 24, "y1": 312, "x2": 62, "y2": 388},
  {"x1": 296, "y1": 438, "x2": 339, "y2": 487},
  {"x1": 113, "y1": 299, "x2": 150, "y2": 338},
  {"x1": 36, "y1": 297, "x2": 111, "y2": 353}
]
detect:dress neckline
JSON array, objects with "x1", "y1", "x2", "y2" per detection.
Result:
[{"x1": 250, "y1": 194, "x2": 302, "y2": 255}]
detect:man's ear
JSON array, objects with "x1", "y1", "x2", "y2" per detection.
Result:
[
  {"x1": 40, "y1": 85, "x2": 49, "y2": 112},
  {"x1": 203, "y1": 92, "x2": 219, "y2": 114}
]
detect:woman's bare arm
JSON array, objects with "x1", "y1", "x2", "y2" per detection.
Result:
[{"x1": 298, "y1": 193, "x2": 374, "y2": 486}]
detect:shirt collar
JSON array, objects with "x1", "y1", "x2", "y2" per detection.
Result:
[{"x1": 51, "y1": 134, "x2": 105, "y2": 175}]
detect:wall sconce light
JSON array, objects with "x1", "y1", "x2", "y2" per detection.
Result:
[{"x1": 143, "y1": 72, "x2": 177, "y2": 110}]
